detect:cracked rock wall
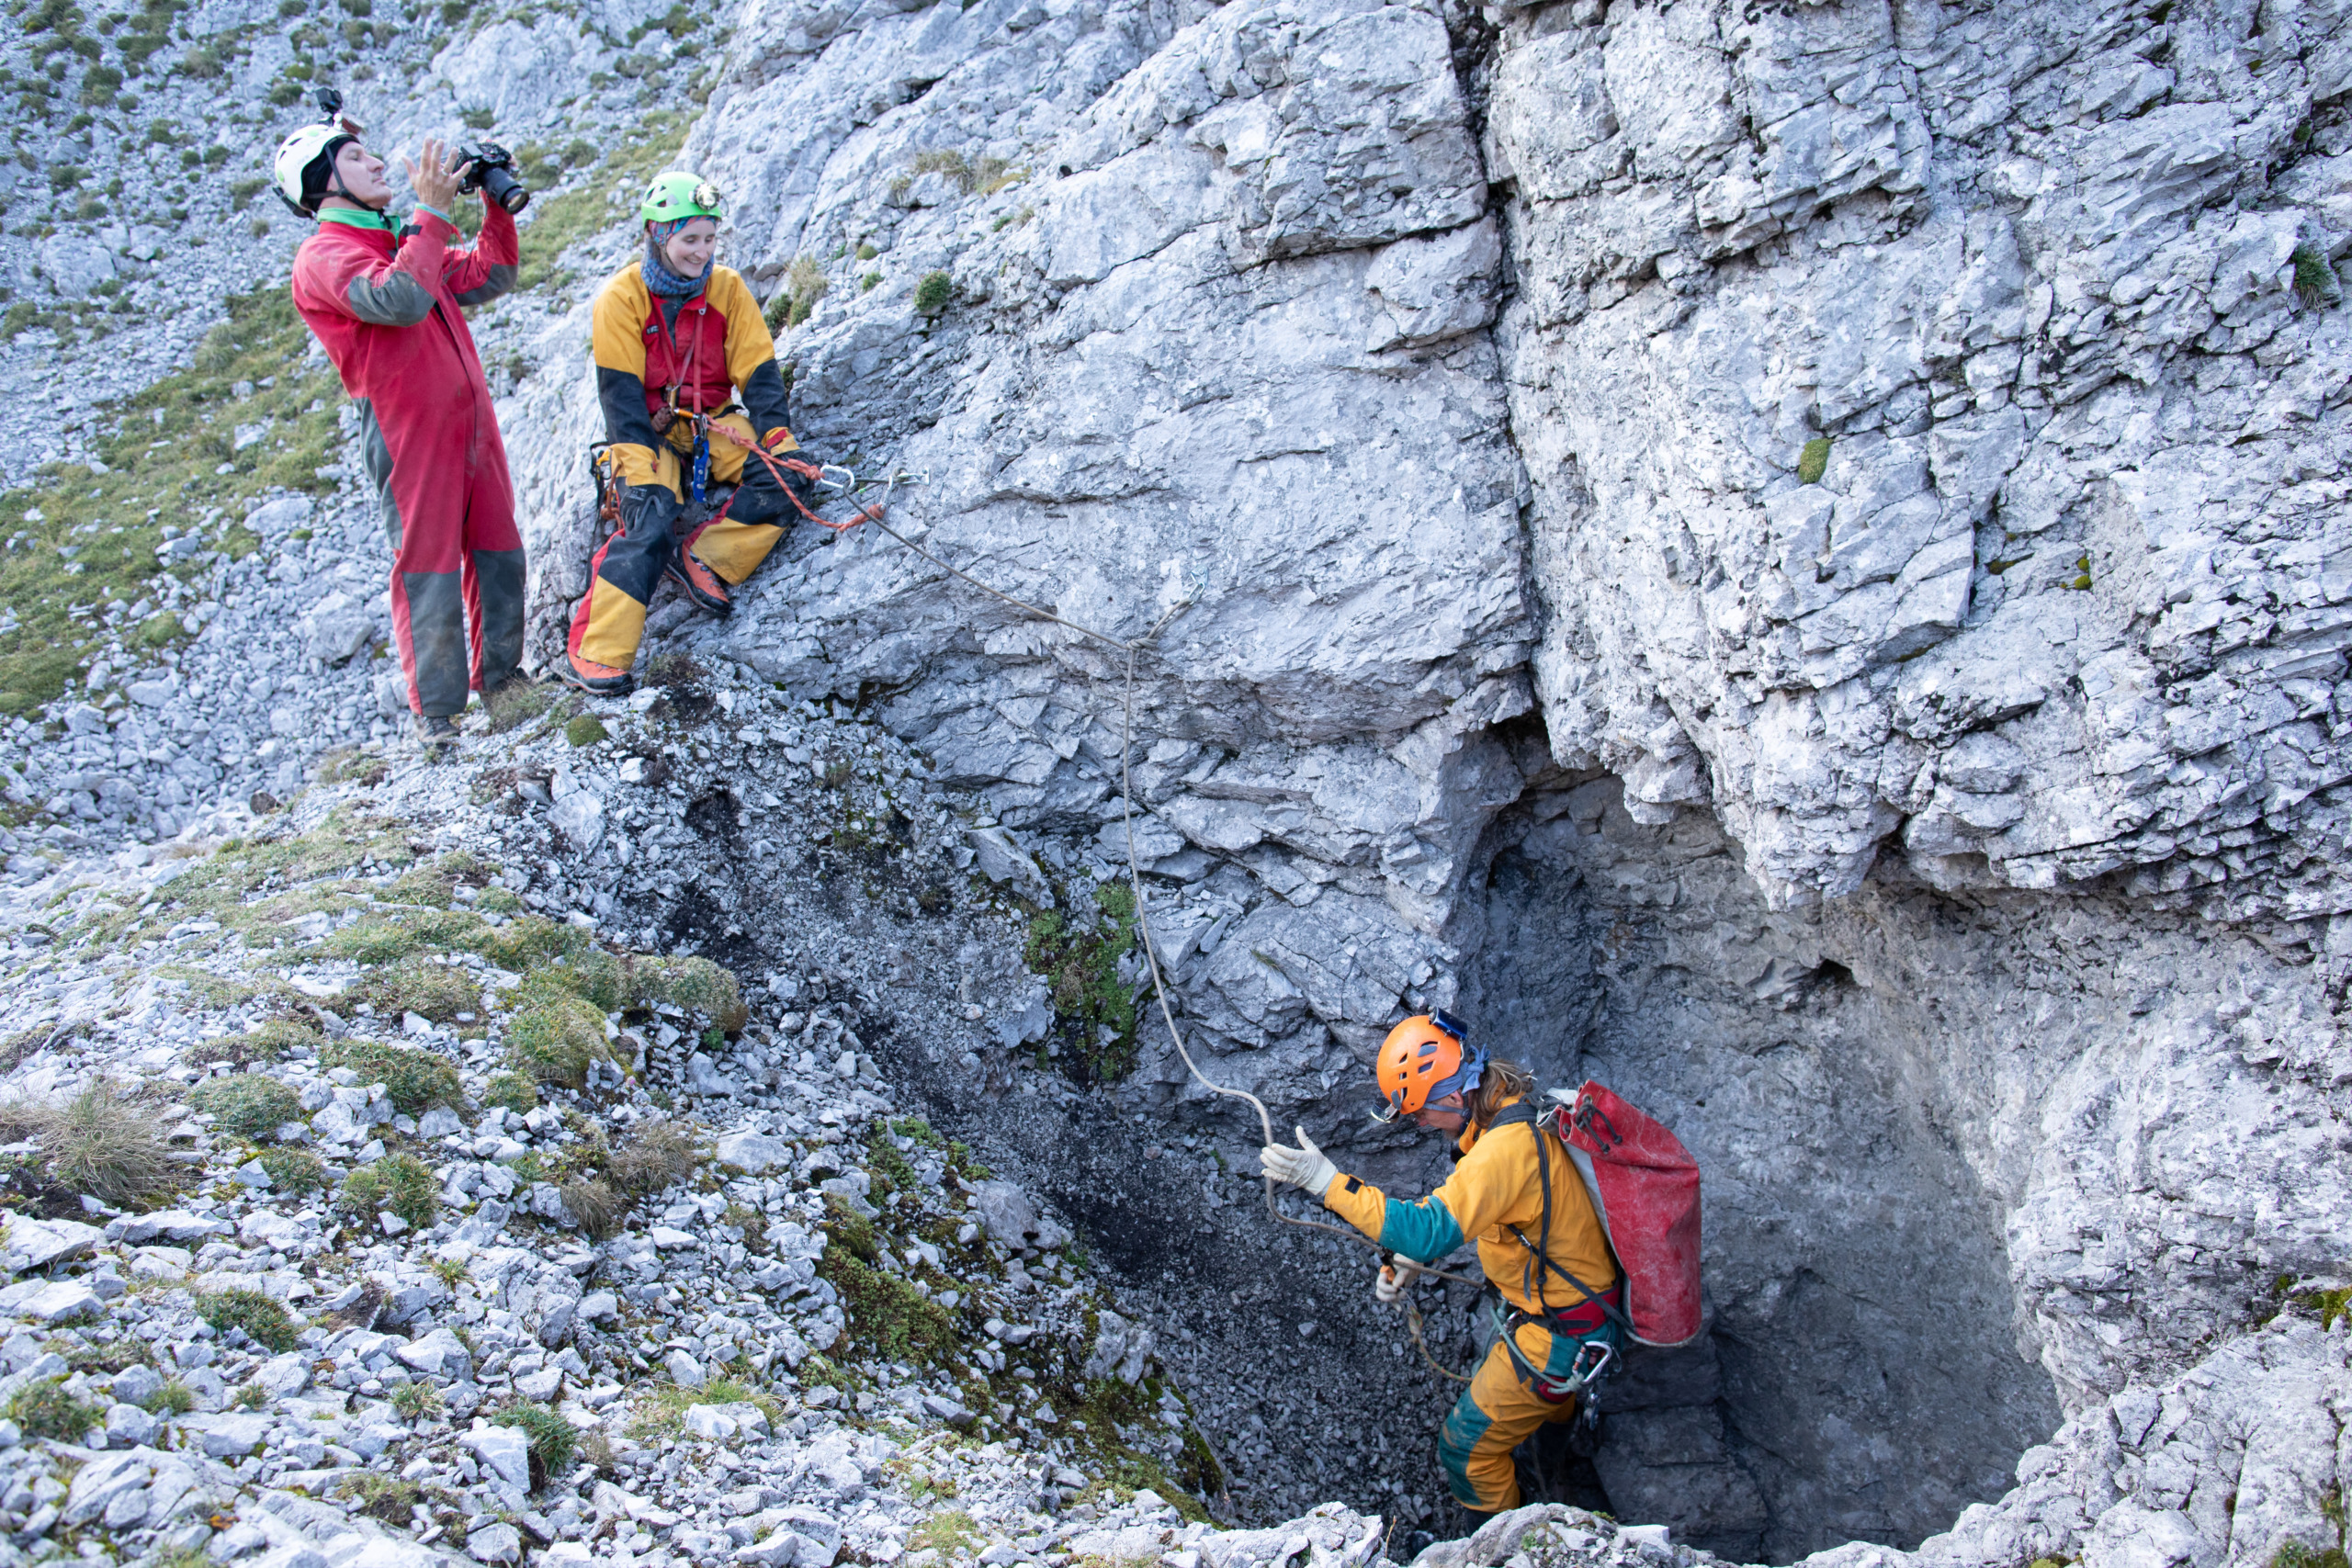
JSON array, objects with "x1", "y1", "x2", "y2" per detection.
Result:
[
  {"x1": 512, "y1": 0, "x2": 1538, "y2": 1104},
  {"x1": 1493, "y1": 0, "x2": 2352, "y2": 912},
  {"x1": 490, "y1": 0, "x2": 2352, "y2": 1556}
]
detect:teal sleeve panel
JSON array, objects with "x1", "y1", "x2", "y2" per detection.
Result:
[{"x1": 1378, "y1": 1194, "x2": 1466, "y2": 1263}]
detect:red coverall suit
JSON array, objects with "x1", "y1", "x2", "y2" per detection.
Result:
[{"x1": 289, "y1": 204, "x2": 525, "y2": 719}]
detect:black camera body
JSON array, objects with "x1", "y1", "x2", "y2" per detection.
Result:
[{"x1": 457, "y1": 141, "x2": 530, "y2": 215}]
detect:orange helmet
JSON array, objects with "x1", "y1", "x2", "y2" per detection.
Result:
[{"x1": 1374, "y1": 1010, "x2": 1483, "y2": 1122}]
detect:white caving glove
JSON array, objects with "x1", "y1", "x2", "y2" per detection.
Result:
[
  {"x1": 1260, "y1": 1125, "x2": 1339, "y2": 1196},
  {"x1": 1375, "y1": 1254, "x2": 1423, "y2": 1304}
]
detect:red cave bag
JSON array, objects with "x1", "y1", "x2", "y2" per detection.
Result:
[{"x1": 1544, "y1": 1081, "x2": 1704, "y2": 1348}]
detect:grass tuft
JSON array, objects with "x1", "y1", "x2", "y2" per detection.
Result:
[
  {"x1": 256, "y1": 1147, "x2": 329, "y2": 1193},
  {"x1": 141, "y1": 1378, "x2": 196, "y2": 1416},
  {"x1": 6, "y1": 1378, "x2": 98, "y2": 1441},
  {"x1": 338, "y1": 1153, "x2": 441, "y2": 1229},
  {"x1": 196, "y1": 1288, "x2": 300, "y2": 1353},
  {"x1": 605, "y1": 1121, "x2": 695, "y2": 1196},
  {"x1": 347, "y1": 961, "x2": 476, "y2": 1023},
  {"x1": 334, "y1": 1471, "x2": 422, "y2": 1524},
  {"x1": 319, "y1": 1038, "x2": 464, "y2": 1115},
  {"x1": 560, "y1": 1176, "x2": 622, "y2": 1239},
  {"x1": 2292, "y1": 243, "x2": 2343, "y2": 309},
  {"x1": 188, "y1": 1072, "x2": 303, "y2": 1139},
  {"x1": 390, "y1": 1381, "x2": 444, "y2": 1421},
  {"x1": 184, "y1": 1021, "x2": 318, "y2": 1066},
  {"x1": 495, "y1": 1402, "x2": 579, "y2": 1484},
  {"x1": 506, "y1": 985, "x2": 616, "y2": 1089},
  {"x1": 0, "y1": 1081, "x2": 179, "y2": 1206},
  {"x1": 482, "y1": 1072, "x2": 539, "y2": 1114}
]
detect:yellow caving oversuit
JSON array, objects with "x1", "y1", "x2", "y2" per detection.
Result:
[
  {"x1": 567, "y1": 259, "x2": 806, "y2": 672},
  {"x1": 1319, "y1": 1099, "x2": 1621, "y2": 1515}
]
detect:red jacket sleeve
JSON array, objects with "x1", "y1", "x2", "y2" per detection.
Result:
[
  {"x1": 446, "y1": 202, "x2": 519, "y2": 306},
  {"x1": 295, "y1": 221, "x2": 449, "y2": 328}
]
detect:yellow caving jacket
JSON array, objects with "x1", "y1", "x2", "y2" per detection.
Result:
[
  {"x1": 591, "y1": 260, "x2": 795, "y2": 488},
  {"x1": 1322, "y1": 1096, "x2": 1619, "y2": 1317}
]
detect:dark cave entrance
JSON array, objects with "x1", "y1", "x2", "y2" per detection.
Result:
[{"x1": 1452, "y1": 774, "x2": 2064, "y2": 1562}]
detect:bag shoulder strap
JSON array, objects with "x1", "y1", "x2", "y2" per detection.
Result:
[{"x1": 1494, "y1": 1095, "x2": 1633, "y2": 1334}]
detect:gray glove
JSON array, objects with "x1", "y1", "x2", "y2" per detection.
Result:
[{"x1": 1261, "y1": 1125, "x2": 1339, "y2": 1196}]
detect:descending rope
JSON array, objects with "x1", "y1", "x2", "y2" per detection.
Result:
[{"x1": 694, "y1": 427, "x2": 1481, "y2": 1379}]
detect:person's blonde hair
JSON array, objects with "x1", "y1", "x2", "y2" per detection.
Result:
[{"x1": 1468, "y1": 1057, "x2": 1536, "y2": 1129}]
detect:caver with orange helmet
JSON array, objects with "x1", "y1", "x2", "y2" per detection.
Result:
[
  {"x1": 1373, "y1": 1010, "x2": 1486, "y2": 1122},
  {"x1": 1260, "y1": 1010, "x2": 1622, "y2": 1523}
]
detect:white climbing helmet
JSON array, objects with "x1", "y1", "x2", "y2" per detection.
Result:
[{"x1": 271, "y1": 122, "x2": 353, "y2": 220}]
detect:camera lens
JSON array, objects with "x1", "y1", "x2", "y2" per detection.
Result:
[{"x1": 480, "y1": 163, "x2": 529, "y2": 215}]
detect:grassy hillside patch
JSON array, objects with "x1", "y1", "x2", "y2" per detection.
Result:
[
  {"x1": 0, "y1": 286, "x2": 341, "y2": 715},
  {"x1": 517, "y1": 111, "x2": 692, "y2": 291}
]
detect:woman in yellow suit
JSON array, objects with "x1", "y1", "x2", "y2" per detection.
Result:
[
  {"x1": 1261, "y1": 1012, "x2": 1622, "y2": 1522},
  {"x1": 562, "y1": 172, "x2": 817, "y2": 694}
]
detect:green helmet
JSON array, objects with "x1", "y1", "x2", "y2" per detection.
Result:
[{"x1": 641, "y1": 172, "x2": 723, "y2": 225}]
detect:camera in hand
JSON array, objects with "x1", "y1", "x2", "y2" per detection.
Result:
[{"x1": 457, "y1": 141, "x2": 530, "y2": 215}]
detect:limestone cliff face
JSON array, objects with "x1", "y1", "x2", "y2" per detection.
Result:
[
  {"x1": 1491, "y1": 0, "x2": 2352, "y2": 913},
  {"x1": 509, "y1": 0, "x2": 2352, "y2": 1045},
  {"x1": 493, "y1": 0, "x2": 2352, "y2": 1557}
]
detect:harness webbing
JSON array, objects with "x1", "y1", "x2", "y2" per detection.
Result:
[{"x1": 1487, "y1": 1101, "x2": 1634, "y2": 1335}]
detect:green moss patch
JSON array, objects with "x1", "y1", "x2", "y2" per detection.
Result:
[
  {"x1": 1024, "y1": 883, "x2": 1140, "y2": 1083},
  {"x1": 818, "y1": 1194, "x2": 956, "y2": 1362},
  {"x1": 1797, "y1": 437, "x2": 1832, "y2": 485}
]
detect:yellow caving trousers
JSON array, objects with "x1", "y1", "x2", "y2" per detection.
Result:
[
  {"x1": 1437, "y1": 1317, "x2": 1590, "y2": 1513},
  {"x1": 571, "y1": 412, "x2": 796, "y2": 671}
]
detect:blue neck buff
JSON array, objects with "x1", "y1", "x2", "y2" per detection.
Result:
[{"x1": 642, "y1": 233, "x2": 711, "y2": 299}]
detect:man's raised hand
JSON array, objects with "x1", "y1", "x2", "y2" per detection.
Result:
[{"x1": 401, "y1": 137, "x2": 468, "y2": 213}]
